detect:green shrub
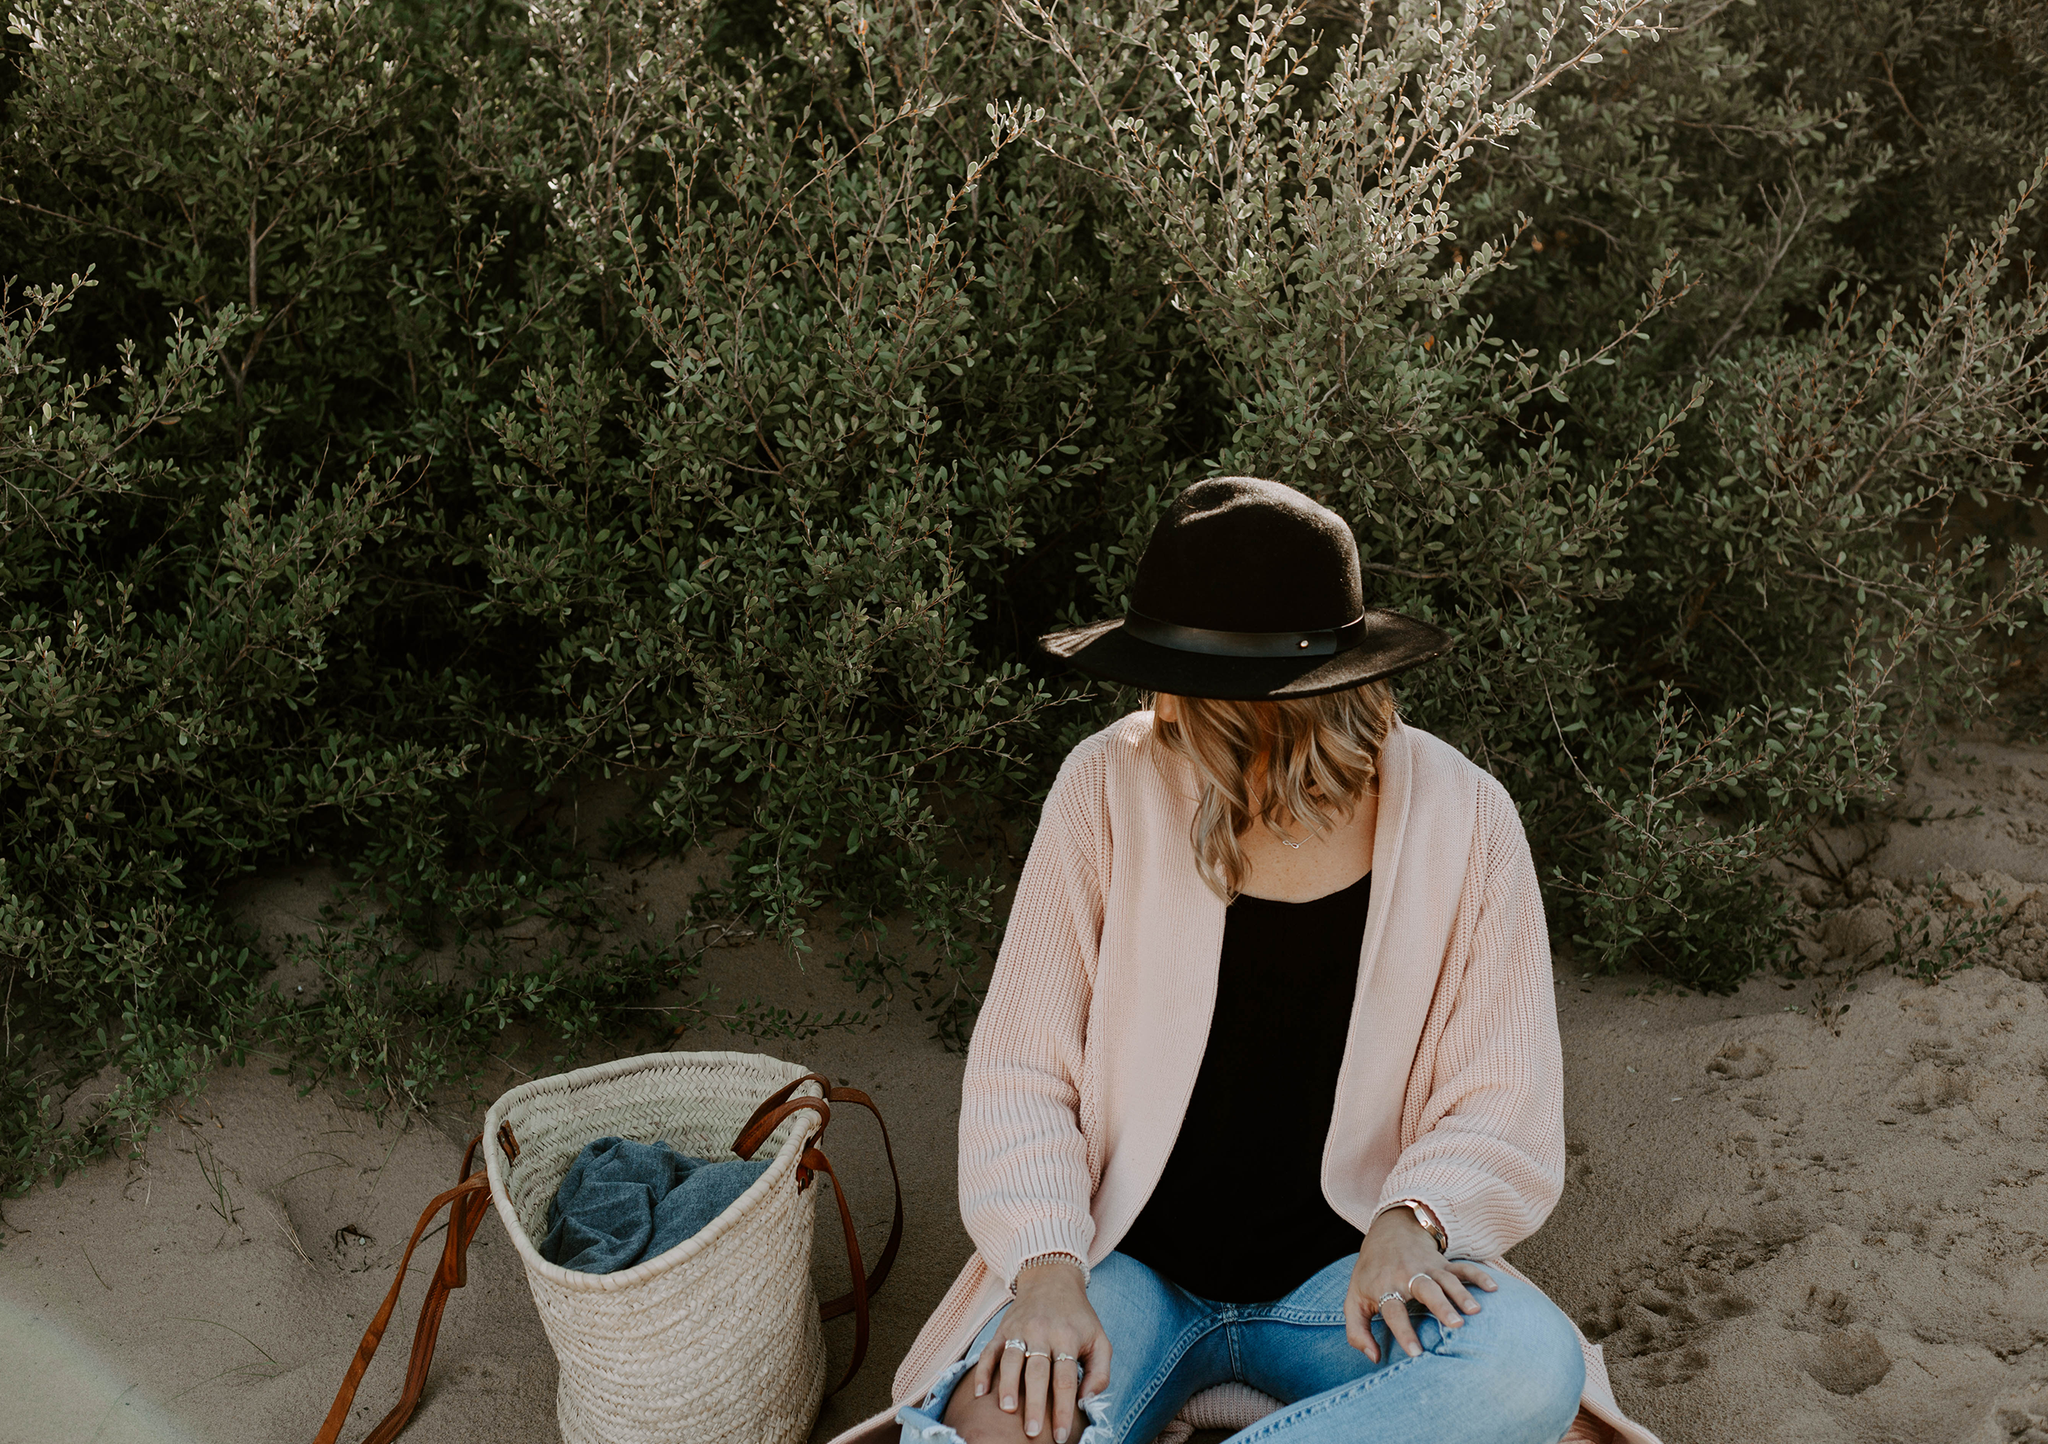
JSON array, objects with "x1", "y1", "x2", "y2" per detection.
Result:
[{"x1": 2, "y1": 0, "x2": 2045, "y2": 1189}]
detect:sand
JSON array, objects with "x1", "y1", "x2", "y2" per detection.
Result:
[{"x1": 6, "y1": 738, "x2": 2048, "y2": 1444}]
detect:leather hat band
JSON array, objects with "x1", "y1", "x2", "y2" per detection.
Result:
[{"x1": 1122, "y1": 611, "x2": 1366, "y2": 659}]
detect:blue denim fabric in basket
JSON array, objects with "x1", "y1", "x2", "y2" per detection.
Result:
[{"x1": 540, "y1": 1135, "x2": 770, "y2": 1273}]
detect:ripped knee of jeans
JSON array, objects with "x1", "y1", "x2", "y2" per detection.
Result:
[{"x1": 895, "y1": 1357, "x2": 1118, "y2": 1444}]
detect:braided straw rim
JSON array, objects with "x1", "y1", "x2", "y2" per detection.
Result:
[{"x1": 482, "y1": 1049, "x2": 821, "y2": 1293}]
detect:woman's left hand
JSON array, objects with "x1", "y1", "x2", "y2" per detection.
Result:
[{"x1": 1343, "y1": 1207, "x2": 1498, "y2": 1363}]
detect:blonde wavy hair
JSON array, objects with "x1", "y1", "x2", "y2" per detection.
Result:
[{"x1": 1151, "y1": 681, "x2": 1397, "y2": 901}]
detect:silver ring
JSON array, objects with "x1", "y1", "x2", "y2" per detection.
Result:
[
  {"x1": 1407, "y1": 1272, "x2": 1435, "y2": 1294},
  {"x1": 1054, "y1": 1352, "x2": 1079, "y2": 1364},
  {"x1": 1376, "y1": 1289, "x2": 1405, "y2": 1310},
  {"x1": 1024, "y1": 1349, "x2": 1052, "y2": 1361},
  {"x1": 1004, "y1": 1337, "x2": 1029, "y2": 1353}
]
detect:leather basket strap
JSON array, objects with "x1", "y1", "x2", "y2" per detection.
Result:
[
  {"x1": 808, "y1": 1084, "x2": 904, "y2": 1316},
  {"x1": 731, "y1": 1072, "x2": 906, "y2": 1392},
  {"x1": 732, "y1": 1092, "x2": 832, "y2": 1163},
  {"x1": 311, "y1": 1133, "x2": 494, "y2": 1444},
  {"x1": 732, "y1": 1070, "x2": 838, "y2": 1155}
]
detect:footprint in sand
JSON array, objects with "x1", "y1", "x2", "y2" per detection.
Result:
[
  {"x1": 1587, "y1": 1274, "x2": 1757, "y2": 1387},
  {"x1": 1802, "y1": 1328, "x2": 1890, "y2": 1395},
  {"x1": 1707, "y1": 1040, "x2": 1776, "y2": 1082},
  {"x1": 1889, "y1": 1042, "x2": 1979, "y2": 1114},
  {"x1": 1998, "y1": 1404, "x2": 2048, "y2": 1442},
  {"x1": 1794, "y1": 1286, "x2": 1855, "y2": 1329},
  {"x1": 1581, "y1": 1214, "x2": 1808, "y2": 1391}
]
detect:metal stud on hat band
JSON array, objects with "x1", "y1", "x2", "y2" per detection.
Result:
[{"x1": 1122, "y1": 610, "x2": 1368, "y2": 659}]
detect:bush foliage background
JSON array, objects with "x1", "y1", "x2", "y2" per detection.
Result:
[{"x1": 2, "y1": 0, "x2": 2045, "y2": 1190}]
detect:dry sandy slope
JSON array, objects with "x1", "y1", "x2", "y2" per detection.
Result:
[
  {"x1": 7, "y1": 736, "x2": 2048, "y2": 1444},
  {"x1": 1527, "y1": 966, "x2": 2048, "y2": 1444}
]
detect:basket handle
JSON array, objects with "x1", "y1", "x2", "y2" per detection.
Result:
[
  {"x1": 309, "y1": 1133, "x2": 495, "y2": 1444},
  {"x1": 733, "y1": 1071, "x2": 906, "y2": 1394}
]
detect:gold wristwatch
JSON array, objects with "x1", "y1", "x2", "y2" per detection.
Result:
[{"x1": 1383, "y1": 1197, "x2": 1449, "y2": 1254}]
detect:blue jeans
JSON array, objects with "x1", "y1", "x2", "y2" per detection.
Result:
[{"x1": 898, "y1": 1251, "x2": 1585, "y2": 1444}]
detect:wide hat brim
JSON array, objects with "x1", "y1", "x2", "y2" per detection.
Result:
[{"x1": 1039, "y1": 608, "x2": 1451, "y2": 700}]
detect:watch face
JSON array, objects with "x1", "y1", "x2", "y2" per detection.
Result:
[{"x1": 1404, "y1": 1201, "x2": 1446, "y2": 1249}]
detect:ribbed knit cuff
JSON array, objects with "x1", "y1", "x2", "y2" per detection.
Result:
[
  {"x1": 1011, "y1": 1252, "x2": 1090, "y2": 1293},
  {"x1": 996, "y1": 1216, "x2": 1093, "y2": 1290},
  {"x1": 1428, "y1": 1197, "x2": 1473, "y2": 1259}
]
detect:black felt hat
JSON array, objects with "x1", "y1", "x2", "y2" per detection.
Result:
[{"x1": 1039, "y1": 477, "x2": 1450, "y2": 700}]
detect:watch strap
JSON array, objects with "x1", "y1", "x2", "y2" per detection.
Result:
[{"x1": 1384, "y1": 1196, "x2": 1449, "y2": 1254}]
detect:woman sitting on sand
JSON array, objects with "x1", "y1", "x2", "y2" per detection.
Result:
[{"x1": 838, "y1": 478, "x2": 1653, "y2": 1444}]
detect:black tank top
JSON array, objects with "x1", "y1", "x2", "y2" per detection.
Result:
[{"x1": 1114, "y1": 869, "x2": 1371, "y2": 1303}]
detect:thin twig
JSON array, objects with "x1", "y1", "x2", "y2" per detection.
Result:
[
  {"x1": 0, "y1": 196, "x2": 164, "y2": 248},
  {"x1": 1876, "y1": 51, "x2": 1931, "y2": 140},
  {"x1": 1360, "y1": 562, "x2": 1455, "y2": 580}
]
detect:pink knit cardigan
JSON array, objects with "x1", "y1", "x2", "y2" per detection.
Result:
[{"x1": 827, "y1": 713, "x2": 1661, "y2": 1444}]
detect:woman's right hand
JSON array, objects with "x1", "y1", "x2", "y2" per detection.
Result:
[{"x1": 967, "y1": 1260, "x2": 1111, "y2": 1443}]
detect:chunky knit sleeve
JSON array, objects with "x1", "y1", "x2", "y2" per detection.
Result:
[
  {"x1": 1375, "y1": 775, "x2": 1566, "y2": 1261},
  {"x1": 955, "y1": 736, "x2": 1110, "y2": 1286}
]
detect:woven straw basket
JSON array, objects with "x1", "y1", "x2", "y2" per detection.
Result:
[{"x1": 482, "y1": 1050, "x2": 830, "y2": 1444}]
